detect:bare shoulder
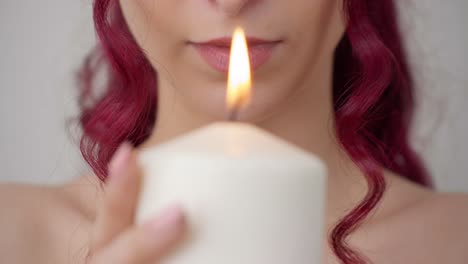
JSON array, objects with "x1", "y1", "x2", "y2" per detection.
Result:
[
  {"x1": 415, "y1": 191, "x2": 468, "y2": 237},
  {"x1": 0, "y1": 179, "x2": 98, "y2": 264},
  {"x1": 354, "y1": 174, "x2": 468, "y2": 263},
  {"x1": 382, "y1": 172, "x2": 468, "y2": 225},
  {"x1": 396, "y1": 191, "x2": 468, "y2": 262},
  {"x1": 0, "y1": 183, "x2": 60, "y2": 263},
  {"x1": 421, "y1": 191, "x2": 468, "y2": 216},
  {"x1": 397, "y1": 186, "x2": 468, "y2": 239}
]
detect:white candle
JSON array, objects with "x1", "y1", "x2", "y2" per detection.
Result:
[
  {"x1": 136, "y1": 122, "x2": 326, "y2": 264},
  {"x1": 135, "y1": 27, "x2": 327, "y2": 263}
]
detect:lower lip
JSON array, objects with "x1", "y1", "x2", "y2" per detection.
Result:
[{"x1": 192, "y1": 42, "x2": 279, "y2": 73}]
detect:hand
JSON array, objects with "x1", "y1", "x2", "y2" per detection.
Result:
[{"x1": 87, "y1": 143, "x2": 187, "y2": 263}]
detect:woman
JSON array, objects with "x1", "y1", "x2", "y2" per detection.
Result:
[{"x1": 1, "y1": 0, "x2": 467, "y2": 263}]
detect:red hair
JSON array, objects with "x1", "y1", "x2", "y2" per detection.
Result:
[{"x1": 76, "y1": 0, "x2": 432, "y2": 263}]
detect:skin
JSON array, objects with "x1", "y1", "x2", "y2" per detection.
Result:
[{"x1": 1, "y1": 0, "x2": 468, "y2": 263}]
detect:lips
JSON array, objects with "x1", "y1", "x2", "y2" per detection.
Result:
[{"x1": 191, "y1": 37, "x2": 281, "y2": 73}]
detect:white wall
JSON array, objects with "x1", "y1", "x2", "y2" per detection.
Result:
[
  {"x1": 0, "y1": 1, "x2": 467, "y2": 191},
  {"x1": 399, "y1": 1, "x2": 468, "y2": 191},
  {"x1": 0, "y1": 0, "x2": 94, "y2": 184}
]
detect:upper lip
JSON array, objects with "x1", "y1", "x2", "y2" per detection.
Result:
[{"x1": 191, "y1": 37, "x2": 282, "y2": 47}]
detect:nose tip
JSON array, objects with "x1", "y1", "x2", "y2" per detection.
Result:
[{"x1": 211, "y1": 0, "x2": 252, "y2": 16}]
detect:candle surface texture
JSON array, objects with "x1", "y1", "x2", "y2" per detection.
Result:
[{"x1": 136, "y1": 122, "x2": 327, "y2": 264}]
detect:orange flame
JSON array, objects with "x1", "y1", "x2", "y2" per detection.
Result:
[{"x1": 226, "y1": 27, "x2": 251, "y2": 114}]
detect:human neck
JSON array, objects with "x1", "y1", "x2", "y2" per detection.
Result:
[{"x1": 139, "y1": 57, "x2": 369, "y2": 231}]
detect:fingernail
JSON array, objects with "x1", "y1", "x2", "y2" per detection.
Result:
[
  {"x1": 109, "y1": 142, "x2": 132, "y2": 176},
  {"x1": 147, "y1": 205, "x2": 185, "y2": 236}
]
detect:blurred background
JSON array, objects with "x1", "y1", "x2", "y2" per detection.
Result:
[{"x1": 0, "y1": 0, "x2": 467, "y2": 191}]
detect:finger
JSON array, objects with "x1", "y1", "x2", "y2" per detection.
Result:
[
  {"x1": 91, "y1": 205, "x2": 187, "y2": 264},
  {"x1": 90, "y1": 142, "x2": 142, "y2": 252}
]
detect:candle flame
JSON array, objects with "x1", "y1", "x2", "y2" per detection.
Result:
[{"x1": 227, "y1": 27, "x2": 251, "y2": 114}]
